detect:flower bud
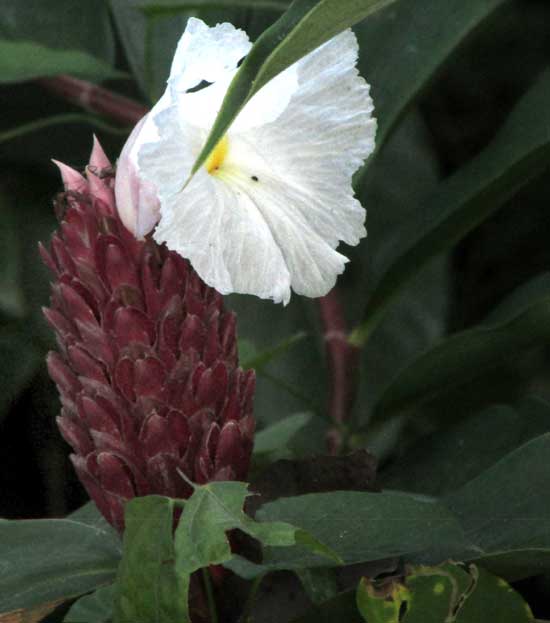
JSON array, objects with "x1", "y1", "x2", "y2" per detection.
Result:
[{"x1": 114, "y1": 115, "x2": 161, "y2": 238}]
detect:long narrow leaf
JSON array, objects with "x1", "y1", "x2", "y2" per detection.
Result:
[
  {"x1": 0, "y1": 114, "x2": 128, "y2": 146},
  {"x1": 355, "y1": 0, "x2": 511, "y2": 160},
  {"x1": 350, "y1": 70, "x2": 550, "y2": 347},
  {"x1": 0, "y1": 40, "x2": 122, "y2": 83},
  {"x1": 372, "y1": 296, "x2": 550, "y2": 420}
]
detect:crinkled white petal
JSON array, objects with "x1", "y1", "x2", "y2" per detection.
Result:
[
  {"x1": 234, "y1": 30, "x2": 376, "y2": 250},
  {"x1": 232, "y1": 64, "x2": 299, "y2": 131},
  {"x1": 163, "y1": 17, "x2": 253, "y2": 131},
  {"x1": 138, "y1": 105, "x2": 200, "y2": 195},
  {"x1": 138, "y1": 20, "x2": 376, "y2": 304},
  {"x1": 140, "y1": 107, "x2": 292, "y2": 303},
  {"x1": 173, "y1": 71, "x2": 236, "y2": 131},
  {"x1": 168, "y1": 17, "x2": 250, "y2": 92},
  {"x1": 154, "y1": 178, "x2": 294, "y2": 304}
]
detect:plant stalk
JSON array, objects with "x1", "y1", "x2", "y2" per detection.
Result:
[{"x1": 202, "y1": 568, "x2": 219, "y2": 623}]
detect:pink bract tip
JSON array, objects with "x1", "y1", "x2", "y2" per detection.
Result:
[
  {"x1": 90, "y1": 135, "x2": 112, "y2": 170},
  {"x1": 52, "y1": 160, "x2": 88, "y2": 193}
]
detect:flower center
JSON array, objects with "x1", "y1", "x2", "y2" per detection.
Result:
[{"x1": 205, "y1": 135, "x2": 229, "y2": 175}]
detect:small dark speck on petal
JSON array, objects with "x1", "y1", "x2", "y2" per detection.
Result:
[{"x1": 251, "y1": 175, "x2": 259, "y2": 182}]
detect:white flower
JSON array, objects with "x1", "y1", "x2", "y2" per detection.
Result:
[{"x1": 119, "y1": 17, "x2": 376, "y2": 304}]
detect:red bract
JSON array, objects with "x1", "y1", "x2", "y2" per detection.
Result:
[{"x1": 41, "y1": 138, "x2": 255, "y2": 531}]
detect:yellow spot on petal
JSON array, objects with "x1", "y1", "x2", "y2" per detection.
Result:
[
  {"x1": 205, "y1": 135, "x2": 229, "y2": 174},
  {"x1": 433, "y1": 582, "x2": 445, "y2": 595}
]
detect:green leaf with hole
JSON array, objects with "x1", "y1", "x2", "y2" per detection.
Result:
[
  {"x1": 357, "y1": 575, "x2": 410, "y2": 623},
  {"x1": 189, "y1": 0, "x2": 397, "y2": 176},
  {"x1": 455, "y1": 567, "x2": 535, "y2": 622},
  {"x1": 351, "y1": 70, "x2": 550, "y2": 347},
  {"x1": 356, "y1": 563, "x2": 535, "y2": 623}
]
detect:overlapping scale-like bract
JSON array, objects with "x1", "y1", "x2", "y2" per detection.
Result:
[{"x1": 42, "y1": 139, "x2": 255, "y2": 531}]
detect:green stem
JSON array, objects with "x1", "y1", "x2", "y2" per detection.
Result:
[
  {"x1": 202, "y1": 568, "x2": 219, "y2": 623},
  {"x1": 348, "y1": 309, "x2": 382, "y2": 348},
  {"x1": 240, "y1": 574, "x2": 265, "y2": 622},
  {"x1": 261, "y1": 370, "x2": 322, "y2": 413}
]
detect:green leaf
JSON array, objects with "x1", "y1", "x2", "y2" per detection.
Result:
[
  {"x1": 109, "y1": 0, "x2": 195, "y2": 101},
  {"x1": 138, "y1": 0, "x2": 289, "y2": 16},
  {"x1": 64, "y1": 585, "x2": 115, "y2": 623},
  {"x1": 455, "y1": 566, "x2": 535, "y2": 622},
  {"x1": 241, "y1": 331, "x2": 307, "y2": 371},
  {"x1": 68, "y1": 502, "x2": 120, "y2": 536},
  {"x1": 253, "y1": 412, "x2": 314, "y2": 460},
  {"x1": 0, "y1": 114, "x2": 129, "y2": 146},
  {"x1": 355, "y1": 0, "x2": 510, "y2": 158},
  {"x1": 380, "y1": 398, "x2": 550, "y2": 496},
  {"x1": 110, "y1": 0, "x2": 253, "y2": 102},
  {"x1": 189, "y1": 0, "x2": 397, "y2": 177},
  {"x1": 113, "y1": 487, "x2": 338, "y2": 622},
  {"x1": 226, "y1": 490, "x2": 465, "y2": 577},
  {"x1": 295, "y1": 568, "x2": 339, "y2": 605},
  {"x1": 230, "y1": 296, "x2": 325, "y2": 422},
  {"x1": 351, "y1": 70, "x2": 550, "y2": 347},
  {"x1": 113, "y1": 496, "x2": 189, "y2": 623},
  {"x1": 174, "y1": 480, "x2": 340, "y2": 575},
  {"x1": 483, "y1": 272, "x2": 550, "y2": 324},
  {"x1": 0, "y1": 0, "x2": 116, "y2": 64},
  {"x1": 0, "y1": 40, "x2": 123, "y2": 83},
  {"x1": 0, "y1": 326, "x2": 41, "y2": 423},
  {"x1": 0, "y1": 513, "x2": 121, "y2": 613},
  {"x1": 238, "y1": 332, "x2": 315, "y2": 415},
  {"x1": 241, "y1": 438, "x2": 550, "y2": 580},
  {"x1": 467, "y1": 549, "x2": 550, "y2": 585},
  {"x1": 357, "y1": 575, "x2": 410, "y2": 623},
  {"x1": 291, "y1": 589, "x2": 362, "y2": 623},
  {"x1": 350, "y1": 113, "x2": 447, "y2": 431},
  {"x1": 356, "y1": 563, "x2": 535, "y2": 623},
  {"x1": 445, "y1": 434, "x2": 550, "y2": 579},
  {"x1": 371, "y1": 294, "x2": 550, "y2": 421}
]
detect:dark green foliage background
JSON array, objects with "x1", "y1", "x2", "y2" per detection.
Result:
[{"x1": 2, "y1": 0, "x2": 550, "y2": 619}]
